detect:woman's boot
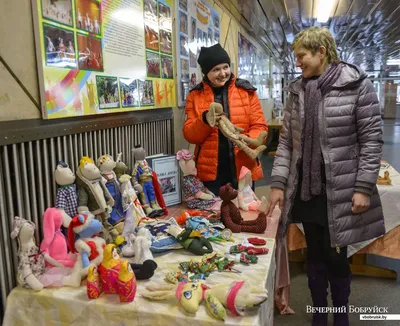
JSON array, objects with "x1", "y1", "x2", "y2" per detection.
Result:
[
  {"x1": 328, "y1": 272, "x2": 351, "y2": 326},
  {"x1": 306, "y1": 262, "x2": 329, "y2": 326}
]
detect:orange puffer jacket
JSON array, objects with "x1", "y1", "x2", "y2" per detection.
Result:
[{"x1": 183, "y1": 76, "x2": 268, "y2": 182}]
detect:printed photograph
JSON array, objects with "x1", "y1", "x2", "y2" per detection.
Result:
[
  {"x1": 96, "y1": 76, "x2": 120, "y2": 109},
  {"x1": 119, "y1": 78, "x2": 139, "y2": 107},
  {"x1": 42, "y1": 0, "x2": 73, "y2": 26},
  {"x1": 144, "y1": 0, "x2": 157, "y2": 23},
  {"x1": 214, "y1": 30, "x2": 220, "y2": 44},
  {"x1": 75, "y1": 0, "x2": 101, "y2": 35},
  {"x1": 180, "y1": 35, "x2": 188, "y2": 57},
  {"x1": 181, "y1": 59, "x2": 189, "y2": 79},
  {"x1": 161, "y1": 55, "x2": 173, "y2": 79},
  {"x1": 77, "y1": 34, "x2": 103, "y2": 71},
  {"x1": 145, "y1": 23, "x2": 159, "y2": 51},
  {"x1": 160, "y1": 29, "x2": 172, "y2": 54},
  {"x1": 202, "y1": 31, "x2": 207, "y2": 47},
  {"x1": 189, "y1": 72, "x2": 197, "y2": 89},
  {"x1": 43, "y1": 24, "x2": 76, "y2": 68},
  {"x1": 208, "y1": 28, "x2": 213, "y2": 47},
  {"x1": 146, "y1": 51, "x2": 160, "y2": 78},
  {"x1": 190, "y1": 17, "x2": 196, "y2": 41},
  {"x1": 213, "y1": 13, "x2": 220, "y2": 30},
  {"x1": 160, "y1": 176, "x2": 177, "y2": 194},
  {"x1": 189, "y1": 49, "x2": 196, "y2": 68},
  {"x1": 139, "y1": 80, "x2": 154, "y2": 106},
  {"x1": 158, "y1": 3, "x2": 172, "y2": 31},
  {"x1": 179, "y1": 0, "x2": 187, "y2": 12},
  {"x1": 197, "y1": 27, "x2": 203, "y2": 50},
  {"x1": 179, "y1": 11, "x2": 188, "y2": 34}
]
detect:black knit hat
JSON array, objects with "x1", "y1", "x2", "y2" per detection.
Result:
[{"x1": 197, "y1": 43, "x2": 231, "y2": 75}]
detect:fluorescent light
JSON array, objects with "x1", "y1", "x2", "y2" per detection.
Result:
[
  {"x1": 317, "y1": 0, "x2": 336, "y2": 23},
  {"x1": 387, "y1": 60, "x2": 400, "y2": 66}
]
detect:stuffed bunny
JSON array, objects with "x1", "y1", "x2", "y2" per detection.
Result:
[{"x1": 40, "y1": 207, "x2": 76, "y2": 268}]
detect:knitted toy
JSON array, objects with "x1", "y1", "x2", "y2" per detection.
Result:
[
  {"x1": 40, "y1": 207, "x2": 76, "y2": 268},
  {"x1": 54, "y1": 161, "x2": 78, "y2": 220},
  {"x1": 207, "y1": 103, "x2": 267, "y2": 160},
  {"x1": 142, "y1": 280, "x2": 268, "y2": 320},
  {"x1": 10, "y1": 216, "x2": 73, "y2": 291},
  {"x1": 237, "y1": 166, "x2": 267, "y2": 212},
  {"x1": 176, "y1": 149, "x2": 220, "y2": 209},
  {"x1": 167, "y1": 224, "x2": 213, "y2": 255},
  {"x1": 64, "y1": 211, "x2": 106, "y2": 287},
  {"x1": 377, "y1": 170, "x2": 391, "y2": 185},
  {"x1": 219, "y1": 184, "x2": 267, "y2": 234}
]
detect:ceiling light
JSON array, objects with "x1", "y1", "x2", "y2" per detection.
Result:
[
  {"x1": 387, "y1": 60, "x2": 400, "y2": 66},
  {"x1": 316, "y1": 0, "x2": 336, "y2": 23}
]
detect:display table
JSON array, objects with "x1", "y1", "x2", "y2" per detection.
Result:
[{"x1": 4, "y1": 234, "x2": 276, "y2": 326}]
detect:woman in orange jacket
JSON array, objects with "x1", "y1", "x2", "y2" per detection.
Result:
[{"x1": 183, "y1": 43, "x2": 268, "y2": 195}]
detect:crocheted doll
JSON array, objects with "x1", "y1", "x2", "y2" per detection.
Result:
[
  {"x1": 54, "y1": 160, "x2": 77, "y2": 220},
  {"x1": 219, "y1": 184, "x2": 267, "y2": 234},
  {"x1": 176, "y1": 149, "x2": 219, "y2": 210},
  {"x1": 237, "y1": 166, "x2": 267, "y2": 211}
]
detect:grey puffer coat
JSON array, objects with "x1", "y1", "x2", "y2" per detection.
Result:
[{"x1": 271, "y1": 62, "x2": 385, "y2": 249}]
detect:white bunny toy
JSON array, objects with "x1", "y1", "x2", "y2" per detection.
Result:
[{"x1": 131, "y1": 227, "x2": 154, "y2": 264}]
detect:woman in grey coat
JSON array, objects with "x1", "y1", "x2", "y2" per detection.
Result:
[{"x1": 267, "y1": 27, "x2": 385, "y2": 326}]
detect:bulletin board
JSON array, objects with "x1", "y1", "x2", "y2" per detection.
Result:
[
  {"x1": 176, "y1": 0, "x2": 220, "y2": 106},
  {"x1": 31, "y1": 0, "x2": 176, "y2": 119}
]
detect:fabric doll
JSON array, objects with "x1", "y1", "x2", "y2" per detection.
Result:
[
  {"x1": 237, "y1": 166, "x2": 267, "y2": 211},
  {"x1": 131, "y1": 227, "x2": 154, "y2": 264},
  {"x1": 114, "y1": 152, "x2": 129, "y2": 179},
  {"x1": 167, "y1": 224, "x2": 213, "y2": 255},
  {"x1": 10, "y1": 216, "x2": 72, "y2": 291},
  {"x1": 87, "y1": 265, "x2": 103, "y2": 299},
  {"x1": 98, "y1": 244, "x2": 121, "y2": 294},
  {"x1": 176, "y1": 149, "x2": 221, "y2": 210},
  {"x1": 40, "y1": 207, "x2": 76, "y2": 268},
  {"x1": 219, "y1": 183, "x2": 267, "y2": 234},
  {"x1": 116, "y1": 260, "x2": 137, "y2": 302},
  {"x1": 54, "y1": 160, "x2": 77, "y2": 221}
]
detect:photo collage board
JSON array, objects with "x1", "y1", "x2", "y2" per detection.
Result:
[
  {"x1": 32, "y1": 0, "x2": 176, "y2": 119},
  {"x1": 238, "y1": 32, "x2": 270, "y2": 99},
  {"x1": 176, "y1": 0, "x2": 221, "y2": 106}
]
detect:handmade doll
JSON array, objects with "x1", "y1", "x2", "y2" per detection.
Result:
[
  {"x1": 116, "y1": 260, "x2": 137, "y2": 302},
  {"x1": 54, "y1": 160, "x2": 77, "y2": 220},
  {"x1": 98, "y1": 244, "x2": 121, "y2": 294},
  {"x1": 207, "y1": 103, "x2": 267, "y2": 160},
  {"x1": 11, "y1": 216, "x2": 72, "y2": 291},
  {"x1": 131, "y1": 227, "x2": 154, "y2": 264},
  {"x1": 220, "y1": 183, "x2": 267, "y2": 234},
  {"x1": 142, "y1": 280, "x2": 268, "y2": 320},
  {"x1": 176, "y1": 149, "x2": 220, "y2": 210},
  {"x1": 87, "y1": 265, "x2": 103, "y2": 299},
  {"x1": 114, "y1": 152, "x2": 129, "y2": 179},
  {"x1": 237, "y1": 166, "x2": 267, "y2": 211},
  {"x1": 97, "y1": 154, "x2": 126, "y2": 236},
  {"x1": 166, "y1": 224, "x2": 213, "y2": 255}
]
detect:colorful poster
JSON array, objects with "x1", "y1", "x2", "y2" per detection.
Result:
[
  {"x1": 176, "y1": 0, "x2": 220, "y2": 106},
  {"x1": 32, "y1": 0, "x2": 176, "y2": 119}
]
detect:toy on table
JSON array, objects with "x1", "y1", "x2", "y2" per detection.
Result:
[
  {"x1": 219, "y1": 183, "x2": 267, "y2": 233},
  {"x1": 116, "y1": 260, "x2": 137, "y2": 302},
  {"x1": 131, "y1": 227, "x2": 154, "y2": 264},
  {"x1": 40, "y1": 207, "x2": 76, "y2": 268},
  {"x1": 131, "y1": 145, "x2": 164, "y2": 217},
  {"x1": 230, "y1": 244, "x2": 269, "y2": 256},
  {"x1": 76, "y1": 156, "x2": 115, "y2": 242},
  {"x1": 87, "y1": 265, "x2": 103, "y2": 299},
  {"x1": 142, "y1": 279, "x2": 268, "y2": 320},
  {"x1": 207, "y1": 102, "x2": 268, "y2": 160},
  {"x1": 247, "y1": 237, "x2": 266, "y2": 246},
  {"x1": 97, "y1": 154, "x2": 126, "y2": 239},
  {"x1": 65, "y1": 211, "x2": 106, "y2": 287},
  {"x1": 377, "y1": 170, "x2": 391, "y2": 185},
  {"x1": 11, "y1": 216, "x2": 73, "y2": 291},
  {"x1": 167, "y1": 224, "x2": 213, "y2": 255},
  {"x1": 98, "y1": 244, "x2": 121, "y2": 294},
  {"x1": 176, "y1": 149, "x2": 219, "y2": 209},
  {"x1": 130, "y1": 259, "x2": 158, "y2": 280},
  {"x1": 114, "y1": 152, "x2": 129, "y2": 179},
  {"x1": 54, "y1": 161, "x2": 77, "y2": 231},
  {"x1": 237, "y1": 166, "x2": 267, "y2": 212}
]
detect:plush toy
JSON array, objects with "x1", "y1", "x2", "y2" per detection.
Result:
[
  {"x1": 40, "y1": 207, "x2": 76, "y2": 268},
  {"x1": 167, "y1": 224, "x2": 213, "y2": 255},
  {"x1": 76, "y1": 156, "x2": 115, "y2": 242},
  {"x1": 142, "y1": 280, "x2": 268, "y2": 319},
  {"x1": 54, "y1": 160, "x2": 78, "y2": 221},
  {"x1": 131, "y1": 145, "x2": 164, "y2": 217},
  {"x1": 114, "y1": 152, "x2": 129, "y2": 179},
  {"x1": 97, "y1": 154, "x2": 126, "y2": 237},
  {"x1": 377, "y1": 170, "x2": 391, "y2": 185},
  {"x1": 237, "y1": 166, "x2": 267, "y2": 211},
  {"x1": 87, "y1": 265, "x2": 103, "y2": 299},
  {"x1": 98, "y1": 244, "x2": 121, "y2": 294},
  {"x1": 65, "y1": 211, "x2": 106, "y2": 287},
  {"x1": 207, "y1": 103, "x2": 267, "y2": 160},
  {"x1": 219, "y1": 184, "x2": 267, "y2": 234},
  {"x1": 176, "y1": 149, "x2": 221, "y2": 209},
  {"x1": 131, "y1": 227, "x2": 154, "y2": 264},
  {"x1": 10, "y1": 216, "x2": 73, "y2": 291},
  {"x1": 116, "y1": 260, "x2": 137, "y2": 302},
  {"x1": 130, "y1": 260, "x2": 158, "y2": 280}
]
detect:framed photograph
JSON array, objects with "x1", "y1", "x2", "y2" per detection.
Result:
[
  {"x1": 181, "y1": 59, "x2": 189, "y2": 79},
  {"x1": 180, "y1": 34, "x2": 188, "y2": 57},
  {"x1": 197, "y1": 27, "x2": 203, "y2": 48},
  {"x1": 160, "y1": 29, "x2": 172, "y2": 54},
  {"x1": 77, "y1": 33, "x2": 103, "y2": 71},
  {"x1": 145, "y1": 23, "x2": 159, "y2": 51},
  {"x1": 43, "y1": 23, "x2": 76, "y2": 69},
  {"x1": 75, "y1": 0, "x2": 101, "y2": 35},
  {"x1": 202, "y1": 31, "x2": 207, "y2": 47},
  {"x1": 96, "y1": 76, "x2": 120, "y2": 109},
  {"x1": 207, "y1": 27, "x2": 212, "y2": 46},
  {"x1": 119, "y1": 78, "x2": 139, "y2": 107},
  {"x1": 139, "y1": 80, "x2": 155, "y2": 106},
  {"x1": 213, "y1": 12, "x2": 220, "y2": 30},
  {"x1": 158, "y1": 2, "x2": 172, "y2": 31},
  {"x1": 161, "y1": 55, "x2": 173, "y2": 79},
  {"x1": 214, "y1": 30, "x2": 220, "y2": 44},
  {"x1": 144, "y1": 0, "x2": 157, "y2": 23},
  {"x1": 189, "y1": 49, "x2": 196, "y2": 68},
  {"x1": 179, "y1": 0, "x2": 187, "y2": 12},
  {"x1": 146, "y1": 50, "x2": 160, "y2": 78},
  {"x1": 179, "y1": 11, "x2": 188, "y2": 34},
  {"x1": 190, "y1": 17, "x2": 196, "y2": 42},
  {"x1": 41, "y1": 0, "x2": 73, "y2": 26}
]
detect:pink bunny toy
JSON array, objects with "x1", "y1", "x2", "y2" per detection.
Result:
[{"x1": 40, "y1": 208, "x2": 77, "y2": 268}]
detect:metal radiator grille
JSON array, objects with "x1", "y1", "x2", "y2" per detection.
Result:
[{"x1": 0, "y1": 118, "x2": 173, "y2": 311}]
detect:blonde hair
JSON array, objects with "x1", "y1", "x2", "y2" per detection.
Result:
[
  {"x1": 292, "y1": 27, "x2": 340, "y2": 64},
  {"x1": 79, "y1": 156, "x2": 94, "y2": 169}
]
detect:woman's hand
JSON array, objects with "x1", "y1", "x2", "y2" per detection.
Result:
[
  {"x1": 352, "y1": 192, "x2": 370, "y2": 214},
  {"x1": 266, "y1": 188, "x2": 284, "y2": 217}
]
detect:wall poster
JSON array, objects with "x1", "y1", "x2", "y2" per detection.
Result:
[
  {"x1": 238, "y1": 32, "x2": 270, "y2": 99},
  {"x1": 176, "y1": 0, "x2": 221, "y2": 106},
  {"x1": 32, "y1": 0, "x2": 176, "y2": 119}
]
